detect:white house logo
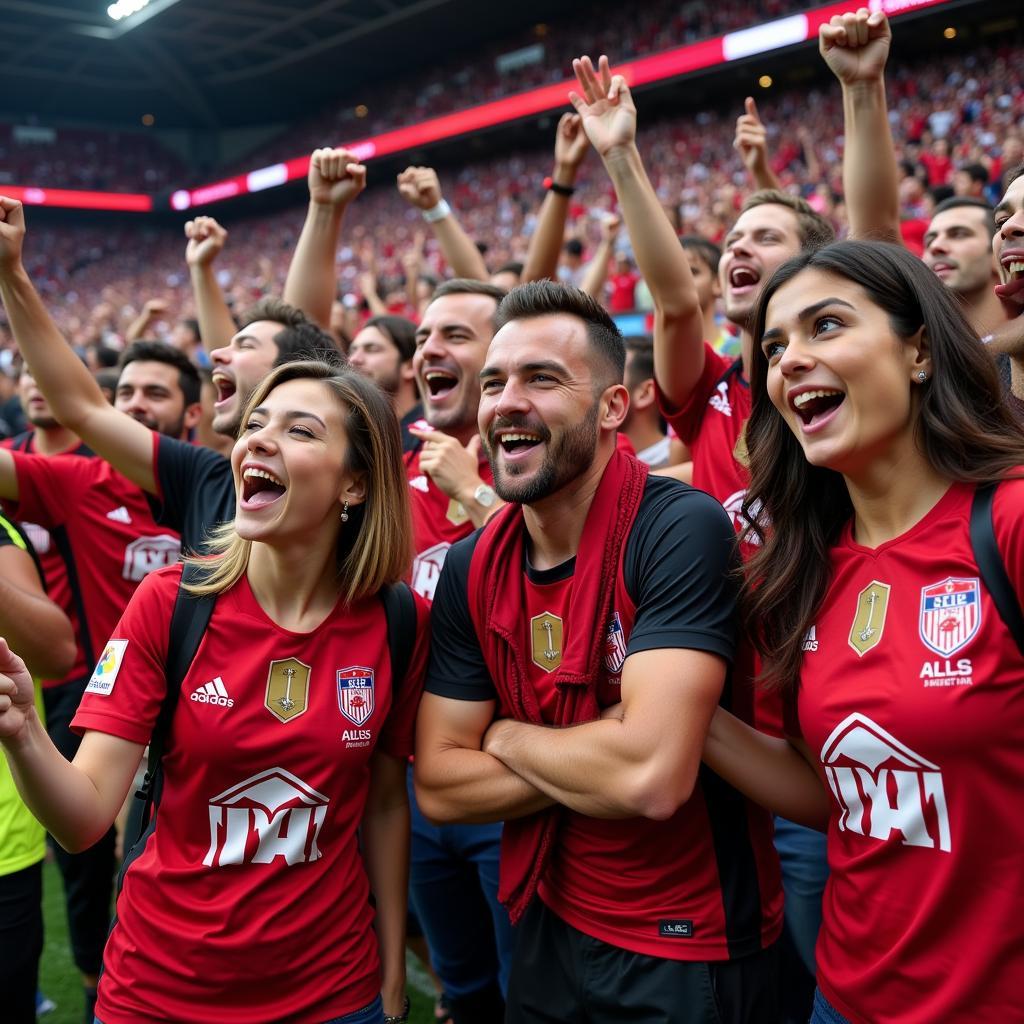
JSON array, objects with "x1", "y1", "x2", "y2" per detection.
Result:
[
  {"x1": 337, "y1": 666, "x2": 374, "y2": 727},
  {"x1": 821, "y1": 713, "x2": 951, "y2": 853},
  {"x1": 919, "y1": 577, "x2": 981, "y2": 657},
  {"x1": 122, "y1": 534, "x2": 181, "y2": 582},
  {"x1": 411, "y1": 540, "x2": 451, "y2": 601},
  {"x1": 203, "y1": 767, "x2": 329, "y2": 868},
  {"x1": 708, "y1": 381, "x2": 732, "y2": 417}
]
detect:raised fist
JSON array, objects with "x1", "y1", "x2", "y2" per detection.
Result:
[
  {"x1": 397, "y1": 167, "x2": 443, "y2": 211},
  {"x1": 0, "y1": 639, "x2": 36, "y2": 744},
  {"x1": 734, "y1": 97, "x2": 770, "y2": 172},
  {"x1": 308, "y1": 147, "x2": 367, "y2": 207},
  {"x1": 554, "y1": 112, "x2": 590, "y2": 172},
  {"x1": 0, "y1": 197, "x2": 26, "y2": 273},
  {"x1": 568, "y1": 55, "x2": 637, "y2": 158},
  {"x1": 184, "y1": 216, "x2": 227, "y2": 268},
  {"x1": 820, "y1": 7, "x2": 891, "y2": 85}
]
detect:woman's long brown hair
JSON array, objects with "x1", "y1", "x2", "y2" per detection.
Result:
[{"x1": 741, "y1": 240, "x2": 1024, "y2": 693}]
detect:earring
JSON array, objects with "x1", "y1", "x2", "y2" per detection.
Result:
[
  {"x1": 917, "y1": 371, "x2": 928, "y2": 382},
  {"x1": 340, "y1": 501, "x2": 349, "y2": 523}
]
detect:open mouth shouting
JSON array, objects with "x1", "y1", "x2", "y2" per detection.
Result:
[
  {"x1": 240, "y1": 463, "x2": 287, "y2": 511},
  {"x1": 727, "y1": 263, "x2": 761, "y2": 299},
  {"x1": 489, "y1": 422, "x2": 549, "y2": 468},
  {"x1": 996, "y1": 252, "x2": 1024, "y2": 311},
  {"x1": 211, "y1": 370, "x2": 238, "y2": 411},
  {"x1": 789, "y1": 387, "x2": 846, "y2": 433},
  {"x1": 422, "y1": 367, "x2": 460, "y2": 405}
]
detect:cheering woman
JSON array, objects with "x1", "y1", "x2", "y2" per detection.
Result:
[
  {"x1": 0, "y1": 360, "x2": 427, "y2": 1024},
  {"x1": 703, "y1": 240, "x2": 1024, "y2": 1024}
]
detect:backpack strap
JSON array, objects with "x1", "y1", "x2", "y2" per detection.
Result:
[
  {"x1": 133, "y1": 562, "x2": 217, "y2": 842},
  {"x1": 969, "y1": 482, "x2": 1024, "y2": 657},
  {"x1": 381, "y1": 581, "x2": 416, "y2": 692}
]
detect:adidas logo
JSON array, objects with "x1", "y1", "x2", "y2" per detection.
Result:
[
  {"x1": 106, "y1": 506, "x2": 132, "y2": 524},
  {"x1": 802, "y1": 626, "x2": 819, "y2": 653},
  {"x1": 409, "y1": 475, "x2": 429, "y2": 493},
  {"x1": 708, "y1": 382, "x2": 732, "y2": 417},
  {"x1": 190, "y1": 676, "x2": 234, "y2": 708}
]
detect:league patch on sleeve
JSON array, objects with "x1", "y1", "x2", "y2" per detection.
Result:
[{"x1": 85, "y1": 640, "x2": 129, "y2": 696}]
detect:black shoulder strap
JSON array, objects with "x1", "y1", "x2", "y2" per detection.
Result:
[
  {"x1": 970, "y1": 483, "x2": 1024, "y2": 657},
  {"x1": 133, "y1": 563, "x2": 217, "y2": 841},
  {"x1": 381, "y1": 581, "x2": 416, "y2": 692}
]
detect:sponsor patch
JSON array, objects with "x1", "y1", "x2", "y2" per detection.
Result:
[
  {"x1": 848, "y1": 580, "x2": 891, "y2": 656},
  {"x1": 337, "y1": 666, "x2": 375, "y2": 727},
  {"x1": 919, "y1": 577, "x2": 981, "y2": 657},
  {"x1": 85, "y1": 640, "x2": 128, "y2": 696},
  {"x1": 658, "y1": 919, "x2": 694, "y2": 938},
  {"x1": 265, "y1": 658, "x2": 311, "y2": 723},
  {"x1": 530, "y1": 611, "x2": 563, "y2": 672}
]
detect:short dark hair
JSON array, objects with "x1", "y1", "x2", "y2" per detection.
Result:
[
  {"x1": 930, "y1": 196, "x2": 996, "y2": 237},
  {"x1": 119, "y1": 339, "x2": 201, "y2": 406},
  {"x1": 623, "y1": 335, "x2": 655, "y2": 389},
  {"x1": 564, "y1": 238, "x2": 584, "y2": 258},
  {"x1": 680, "y1": 235, "x2": 722, "y2": 275},
  {"x1": 179, "y1": 317, "x2": 201, "y2": 344},
  {"x1": 362, "y1": 314, "x2": 417, "y2": 363},
  {"x1": 495, "y1": 281, "x2": 625, "y2": 388},
  {"x1": 1006, "y1": 163, "x2": 1024, "y2": 188},
  {"x1": 740, "y1": 190, "x2": 835, "y2": 251},
  {"x1": 94, "y1": 346, "x2": 121, "y2": 369},
  {"x1": 957, "y1": 162, "x2": 989, "y2": 186},
  {"x1": 240, "y1": 296, "x2": 342, "y2": 367},
  {"x1": 494, "y1": 260, "x2": 524, "y2": 278},
  {"x1": 429, "y1": 278, "x2": 507, "y2": 332}
]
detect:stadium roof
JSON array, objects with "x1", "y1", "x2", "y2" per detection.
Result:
[{"x1": 0, "y1": 0, "x2": 581, "y2": 128}]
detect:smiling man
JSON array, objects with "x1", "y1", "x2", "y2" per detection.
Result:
[
  {"x1": 990, "y1": 165, "x2": 1024, "y2": 408},
  {"x1": 415, "y1": 280, "x2": 781, "y2": 1023}
]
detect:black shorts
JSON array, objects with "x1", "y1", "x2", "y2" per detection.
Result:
[{"x1": 506, "y1": 899, "x2": 779, "y2": 1024}]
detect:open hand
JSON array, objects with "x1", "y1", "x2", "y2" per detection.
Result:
[
  {"x1": 819, "y1": 8, "x2": 891, "y2": 85},
  {"x1": 568, "y1": 55, "x2": 637, "y2": 158},
  {"x1": 554, "y1": 112, "x2": 590, "y2": 172}
]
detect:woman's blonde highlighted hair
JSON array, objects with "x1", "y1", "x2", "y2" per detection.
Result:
[{"x1": 183, "y1": 360, "x2": 414, "y2": 604}]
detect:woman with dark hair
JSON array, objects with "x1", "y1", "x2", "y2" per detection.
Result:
[
  {"x1": 703, "y1": 240, "x2": 1024, "y2": 1024},
  {"x1": 0, "y1": 360, "x2": 427, "y2": 1024}
]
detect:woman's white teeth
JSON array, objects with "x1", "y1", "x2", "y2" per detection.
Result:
[
  {"x1": 243, "y1": 467, "x2": 284, "y2": 487},
  {"x1": 793, "y1": 389, "x2": 843, "y2": 409}
]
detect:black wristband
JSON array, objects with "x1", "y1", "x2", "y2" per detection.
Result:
[
  {"x1": 545, "y1": 177, "x2": 576, "y2": 197},
  {"x1": 384, "y1": 996, "x2": 410, "y2": 1024}
]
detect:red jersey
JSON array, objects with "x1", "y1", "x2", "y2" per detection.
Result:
[
  {"x1": 405, "y1": 440, "x2": 494, "y2": 602},
  {"x1": 786, "y1": 480, "x2": 1024, "y2": 1023},
  {"x1": 73, "y1": 565, "x2": 429, "y2": 1024},
  {"x1": 2, "y1": 451, "x2": 180, "y2": 674},
  {"x1": 657, "y1": 345, "x2": 784, "y2": 734},
  {"x1": 2, "y1": 433, "x2": 92, "y2": 686},
  {"x1": 608, "y1": 270, "x2": 640, "y2": 312}
]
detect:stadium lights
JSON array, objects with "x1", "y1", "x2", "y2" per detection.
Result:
[
  {"x1": 69, "y1": 0, "x2": 181, "y2": 38},
  {"x1": 107, "y1": 0, "x2": 149, "y2": 20}
]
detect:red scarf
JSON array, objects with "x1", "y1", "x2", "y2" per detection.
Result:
[{"x1": 466, "y1": 448, "x2": 649, "y2": 922}]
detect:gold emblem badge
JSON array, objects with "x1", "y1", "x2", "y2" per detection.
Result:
[
  {"x1": 848, "y1": 581, "x2": 891, "y2": 657},
  {"x1": 446, "y1": 498, "x2": 469, "y2": 527},
  {"x1": 530, "y1": 612, "x2": 563, "y2": 672},
  {"x1": 265, "y1": 658, "x2": 311, "y2": 723},
  {"x1": 733, "y1": 425, "x2": 749, "y2": 469}
]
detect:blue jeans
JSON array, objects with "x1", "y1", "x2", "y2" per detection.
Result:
[
  {"x1": 810, "y1": 988, "x2": 852, "y2": 1024},
  {"x1": 98, "y1": 996, "x2": 384, "y2": 1024},
  {"x1": 407, "y1": 771, "x2": 515, "y2": 999},
  {"x1": 774, "y1": 815, "x2": 829, "y2": 975}
]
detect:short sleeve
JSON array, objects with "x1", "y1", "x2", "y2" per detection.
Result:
[
  {"x1": 378, "y1": 593, "x2": 430, "y2": 759},
  {"x1": 3, "y1": 451, "x2": 95, "y2": 529},
  {"x1": 424, "y1": 533, "x2": 496, "y2": 701},
  {"x1": 991, "y1": 476, "x2": 1024, "y2": 600},
  {"x1": 654, "y1": 343, "x2": 732, "y2": 445},
  {"x1": 154, "y1": 434, "x2": 235, "y2": 551},
  {"x1": 71, "y1": 565, "x2": 180, "y2": 744},
  {"x1": 624, "y1": 477, "x2": 737, "y2": 663}
]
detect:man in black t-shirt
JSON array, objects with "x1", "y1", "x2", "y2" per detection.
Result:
[{"x1": 415, "y1": 281, "x2": 781, "y2": 1023}]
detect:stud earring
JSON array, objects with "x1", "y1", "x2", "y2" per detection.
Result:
[
  {"x1": 340, "y1": 501, "x2": 349, "y2": 523},
  {"x1": 917, "y1": 371, "x2": 928, "y2": 382}
]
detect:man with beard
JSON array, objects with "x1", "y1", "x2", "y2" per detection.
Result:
[
  {"x1": 347, "y1": 314, "x2": 422, "y2": 451},
  {"x1": 0, "y1": 197, "x2": 337, "y2": 554},
  {"x1": 415, "y1": 281, "x2": 781, "y2": 1021},
  {"x1": 0, "y1": 340, "x2": 197, "y2": 1024},
  {"x1": 990, "y1": 166, "x2": 1024, "y2": 411},
  {"x1": 923, "y1": 198, "x2": 1005, "y2": 337}
]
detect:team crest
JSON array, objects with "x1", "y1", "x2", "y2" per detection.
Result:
[
  {"x1": 919, "y1": 577, "x2": 981, "y2": 657},
  {"x1": 604, "y1": 612, "x2": 627, "y2": 674},
  {"x1": 445, "y1": 498, "x2": 469, "y2": 527},
  {"x1": 732, "y1": 425, "x2": 749, "y2": 469},
  {"x1": 530, "y1": 612, "x2": 563, "y2": 672},
  {"x1": 848, "y1": 581, "x2": 891, "y2": 657},
  {"x1": 337, "y1": 666, "x2": 375, "y2": 726},
  {"x1": 265, "y1": 658, "x2": 311, "y2": 723}
]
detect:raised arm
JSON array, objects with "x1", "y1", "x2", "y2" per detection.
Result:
[
  {"x1": 184, "y1": 215, "x2": 237, "y2": 350},
  {"x1": 0, "y1": 541, "x2": 75, "y2": 679},
  {"x1": 580, "y1": 214, "x2": 620, "y2": 300},
  {"x1": 0, "y1": 199, "x2": 158, "y2": 493},
  {"x1": 125, "y1": 298, "x2": 169, "y2": 344},
  {"x1": 0, "y1": 640, "x2": 144, "y2": 853},
  {"x1": 734, "y1": 97, "x2": 782, "y2": 192},
  {"x1": 821, "y1": 8, "x2": 900, "y2": 243},
  {"x1": 397, "y1": 167, "x2": 488, "y2": 281},
  {"x1": 570, "y1": 56, "x2": 705, "y2": 406},
  {"x1": 521, "y1": 113, "x2": 590, "y2": 283},
  {"x1": 283, "y1": 148, "x2": 367, "y2": 328}
]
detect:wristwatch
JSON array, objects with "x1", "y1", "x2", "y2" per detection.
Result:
[{"x1": 473, "y1": 483, "x2": 498, "y2": 508}]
